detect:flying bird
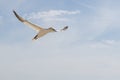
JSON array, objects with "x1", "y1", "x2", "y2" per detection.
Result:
[{"x1": 13, "y1": 10, "x2": 68, "y2": 40}]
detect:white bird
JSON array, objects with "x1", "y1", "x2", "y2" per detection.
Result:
[{"x1": 13, "y1": 10, "x2": 68, "y2": 40}]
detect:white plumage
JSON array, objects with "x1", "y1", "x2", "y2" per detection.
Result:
[{"x1": 13, "y1": 10, "x2": 68, "y2": 40}]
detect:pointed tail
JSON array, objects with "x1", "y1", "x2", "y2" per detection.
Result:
[{"x1": 61, "y1": 26, "x2": 68, "y2": 31}]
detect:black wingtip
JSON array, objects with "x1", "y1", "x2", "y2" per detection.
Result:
[
  {"x1": 13, "y1": 10, "x2": 15, "y2": 13},
  {"x1": 13, "y1": 10, "x2": 17, "y2": 16},
  {"x1": 13, "y1": 10, "x2": 25, "y2": 22}
]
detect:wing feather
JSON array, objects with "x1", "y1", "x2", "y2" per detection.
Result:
[{"x1": 13, "y1": 10, "x2": 43, "y2": 31}]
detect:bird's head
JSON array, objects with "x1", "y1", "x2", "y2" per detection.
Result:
[{"x1": 48, "y1": 27, "x2": 57, "y2": 32}]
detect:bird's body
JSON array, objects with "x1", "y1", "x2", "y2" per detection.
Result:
[
  {"x1": 13, "y1": 10, "x2": 68, "y2": 40},
  {"x1": 33, "y1": 28, "x2": 56, "y2": 40}
]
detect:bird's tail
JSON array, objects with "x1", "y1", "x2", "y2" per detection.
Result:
[{"x1": 60, "y1": 26, "x2": 68, "y2": 31}]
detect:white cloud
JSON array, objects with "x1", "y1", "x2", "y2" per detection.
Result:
[
  {"x1": 28, "y1": 10, "x2": 80, "y2": 18},
  {"x1": 26, "y1": 10, "x2": 80, "y2": 22},
  {"x1": 102, "y1": 40, "x2": 116, "y2": 45}
]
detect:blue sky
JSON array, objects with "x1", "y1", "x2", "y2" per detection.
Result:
[{"x1": 1, "y1": 0, "x2": 120, "y2": 80}]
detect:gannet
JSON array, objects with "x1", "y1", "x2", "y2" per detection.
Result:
[{"x1": 13, "y1": 10, "x2": 68, "y2": 40}]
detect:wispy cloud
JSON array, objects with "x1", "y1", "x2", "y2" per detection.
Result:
[
  {"x1": 28, "y1": 10, "x2": 80, "y2": 18},
  {"x1": 80, "y1": 5, "x2": 120, "y2": 41},
  {"x1": 26, "y1": 10, "x2": 80, "y2": 22},
  {"x1": 102, "y1": 40, "x2": 116, "y2": 45},
  {"x1": 79, "y1": 2, "x2": 96, "y2": 9}
]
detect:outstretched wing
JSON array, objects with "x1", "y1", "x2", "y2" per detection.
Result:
[{"x1": 13, "y1": 10, "x2": 43, "y2": 32}]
